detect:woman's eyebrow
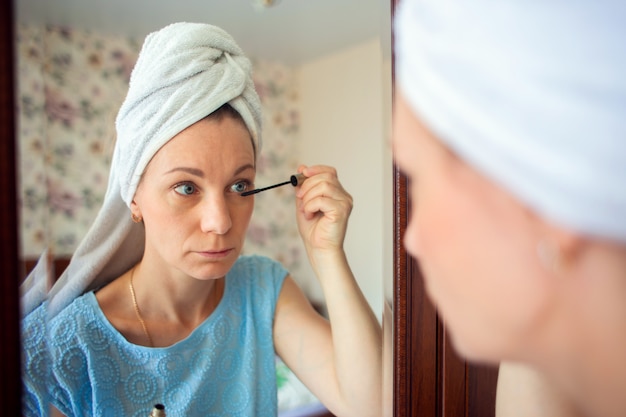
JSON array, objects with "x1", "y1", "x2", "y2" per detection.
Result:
[
  {"x1": 164, "y1": 167, "x2": 205, "y2": 177},
  {"x1": 233, "y1": 163, "x2": 255, "y2": 176},
  {"x1": 164, "y1": 163, "x2": 254, "y2": 178}
]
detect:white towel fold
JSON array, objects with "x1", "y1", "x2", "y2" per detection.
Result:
[
  {"x1": 20, "y1": 22, "x2": 263, "y2": 317},
  {"x1": 19, "y1": 249, "x2": 50, "y2": 316}
]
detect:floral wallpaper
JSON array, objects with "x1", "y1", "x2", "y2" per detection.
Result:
[
  {"x1": 17, "y1": 24, "x2": 139, "y2": 258},
  {"x1": 245, "y1": 58, "x2": 306, "y2": 278},
  {"x1": 16, "y1": 24, "x2": 310, "y2": 289}
]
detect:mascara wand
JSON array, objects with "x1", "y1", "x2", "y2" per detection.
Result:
[{"x1": 241, "y1": 173, "x2": 306, "y2": 196}]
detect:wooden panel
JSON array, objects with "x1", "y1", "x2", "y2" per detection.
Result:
[
  {"x1": 23, "y1": 257, "x2": 72, "y2": 281},
  {"x1": 0, "y1": 1, "x2": 23, "y2": 414},
  {"x1": 393, "y1": 164, "x2": 410, "y2": 417},
  {"x1": 467, "y1": 363, "x2": 499, "y2": 417},
  {"x1": 440, "y1": 326, "x2": 468, "y2": 416},
  {"x1": 440, "y1": 326, "x2": 499, "y2": 417},
  {"x1": 394, "y1": 165, "x2": 440, "y2": 417}
]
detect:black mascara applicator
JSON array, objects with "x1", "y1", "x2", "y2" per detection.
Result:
[{"x1": 241, "y1": 173, "x2": 306, "y2": 196}]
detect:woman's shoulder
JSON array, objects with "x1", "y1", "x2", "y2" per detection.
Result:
[
  {"x1": 21, "y1": 295, "x2": 98, "y2": 356},
  {"x1": 21, "y1": 300, "x2": 47, "y2": 327},
  {"x1": 21, "y1": 302, "x2": 48, "y2": 351},
  {"x1": 47, "y1": 292, "x2": 99, "y2": 339},
  {"x1": 234, "y1": 253, "x2": 286, "y2": 269},
  {"x1": 231, "y1": 254, "x2": 289, "y2": 280},
  {"x1": 228, "y1": 256, "x2": 289, "y2": 303},
  {"x1": 50, "y1": 290, "x2": 94, "y2": 317},
  {"x1": 21, "y1": 291, "x2": 95, "y2": 331},
  {"x1": 227, "y1": 255, "x2": 289, "y2": 320}
]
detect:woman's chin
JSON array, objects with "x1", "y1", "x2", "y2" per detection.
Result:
[{"x1": 445, "y1": 324, "x2": 509, "y2": 365}]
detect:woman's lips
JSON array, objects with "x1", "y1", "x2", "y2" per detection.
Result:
[{"x1": 196, "y1": 248, "x2": 234, "y2": 259}]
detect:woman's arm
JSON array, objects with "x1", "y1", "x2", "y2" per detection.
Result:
[{"x1": 273, "y1": 165, "x2": 382, "y2": 417}]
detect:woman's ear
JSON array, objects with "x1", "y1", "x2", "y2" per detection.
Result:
[
  {"x1": 130, "y1": 200, "x2": 143, "y2": 224},
  {"x1": 536, "y1": 221, "x2": 585, "y2": 274},
  {"x1": 523, "y1": 206, "x2": 584, "y2": 273}
]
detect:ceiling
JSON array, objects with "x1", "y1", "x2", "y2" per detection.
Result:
[{"x1": 16, "y1": 0, "x2": 391, "y2": 66}]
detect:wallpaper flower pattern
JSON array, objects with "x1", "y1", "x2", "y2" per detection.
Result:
[{"x1": 16, "y1": 25, "x2": 309, "y2": 288}]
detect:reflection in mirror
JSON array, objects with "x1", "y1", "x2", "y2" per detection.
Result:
[
  {"x1": 15, "y1": 0, "x2": 391, "y2": 316},
  {"x1": 15, "y1": 0, "x2": 392, "y2": 415}
]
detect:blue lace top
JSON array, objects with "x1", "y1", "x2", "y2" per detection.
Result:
[{"x1": 22, "y1": 255, "x2": 288, "y2": 417}]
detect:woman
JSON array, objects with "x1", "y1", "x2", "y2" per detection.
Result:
[
  {"x1": 21, "y1": 22, "x2": 381, "y2": 417},
  {"x1": 392, "y1": 0, "x2": 626, "y2": 416}
]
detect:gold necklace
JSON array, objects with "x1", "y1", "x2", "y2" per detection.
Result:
[{"x1": 129, "y1": 268, "x2": 154, "y2": 347}]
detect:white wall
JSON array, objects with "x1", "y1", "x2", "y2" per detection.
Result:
[
  {"x1": 382, "y1": 56, "x2": 394, "y2": 308},
  {"x1": 296, "y1": 39, "x2": 390, "y2": 320}
]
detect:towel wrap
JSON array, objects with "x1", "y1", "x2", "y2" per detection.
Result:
[{"x1": 395, "y1": 0, "x2": 626, "y2": 243}]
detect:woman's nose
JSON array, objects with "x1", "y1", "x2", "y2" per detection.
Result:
[{"x1": 200, "y1": 195, "x2": 233, "y2": 235}]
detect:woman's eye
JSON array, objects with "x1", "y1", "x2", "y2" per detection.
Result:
[
  {"x1": 174, "y1": 182, "x2": 196, "y2": 196},
  {"x1": 230, "y1": 180, "x2": 250, "y2": 194}
]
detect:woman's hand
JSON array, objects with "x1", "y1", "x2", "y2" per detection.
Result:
[{"x1": 294, "y1": 165, "x2": 353, "y2": 259}]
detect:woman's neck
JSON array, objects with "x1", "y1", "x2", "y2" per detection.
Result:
[
  {"x1": 132, "y1": 262, "x2": 224, "y2": 324},
  {"x1": 126, "y1": 260, "x2": 226, "y2": 347},
  {"x1": 536, "y1": 241, "x2": 626, "y2": 417}
]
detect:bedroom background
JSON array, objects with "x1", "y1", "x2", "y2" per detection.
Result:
[{"x1": 15, "y1": 1, "x2": 393, "y2": 320}]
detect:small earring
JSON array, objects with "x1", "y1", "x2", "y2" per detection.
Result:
[
  {"x1": 131, "y1": 213, "x2": 142, "y2": 223},
  {"x1": 536, "y1": 240, "x2": 560, "y2": 272}
]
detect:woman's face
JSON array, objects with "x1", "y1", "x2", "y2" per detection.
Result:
[
  {"x1": 392, "y1": 92, "x2": 554, "y2": 362},
  {"x1": 132, "y1": 114, "x2": 256, "y2": 281}
]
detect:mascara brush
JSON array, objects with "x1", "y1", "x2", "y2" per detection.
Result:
[{"x1": 241, "y1": 173, "x2": 307, "y2": 197}]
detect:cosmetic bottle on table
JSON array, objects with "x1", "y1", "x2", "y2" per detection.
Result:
[{"x1": 149, "y1": 404, "x2": 166, "y2": 416}]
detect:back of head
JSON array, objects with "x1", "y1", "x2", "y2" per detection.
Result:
[{"x1": 395, "y1": 0, "x2": 626, "y2": 243}]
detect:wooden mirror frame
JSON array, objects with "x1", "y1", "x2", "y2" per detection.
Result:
[{"x1": 1, "y1": 0, "x2": 23, "y2": 414}]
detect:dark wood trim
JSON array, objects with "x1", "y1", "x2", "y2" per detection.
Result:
[
  {"x1": 392, "y1": 165, "x2": 409, "y2": 417},
  {"x1": 390, "y1": 0, "x2": 499, "y2": 415},
  {"x1": 23, "y1": 257, "x2": 72, "y2": 281},
  {"x1": 394, "y1": 163, "x2": 439, "y2": 417},
  {"x1": 0, "y1": 0, "x2": 23, "y2": 414}
]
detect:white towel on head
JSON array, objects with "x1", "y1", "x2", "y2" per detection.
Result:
[
  {"x1": 395, "y1": 0, "x2": 626, "y2": 243},
  {"x1": 20, "y1": 22, "x2": 263, "y2": 317},
  {"x1": 19, "y1": 249, "x2": 50, "y2": 316},
  {"x1": 116, "y1": 22, "x2": 262, "y2": 206}
]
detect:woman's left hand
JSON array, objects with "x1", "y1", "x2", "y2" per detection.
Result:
[{"x1": 294, "y1": 165, "x2": 353, "y2": 258}]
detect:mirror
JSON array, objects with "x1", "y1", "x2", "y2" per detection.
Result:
[
  {"x1": 11, "y1": 0, "x2": 393, "y2": 414},
  {"x1": 15, "y1": 0, "x2": 392, "y2": 319}
]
